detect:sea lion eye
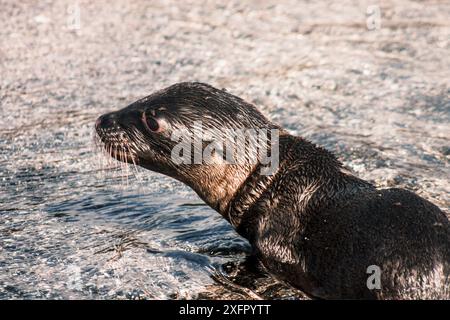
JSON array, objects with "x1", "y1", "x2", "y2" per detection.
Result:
[{"x1": 142, "y1": 112, "x2": 161, "y2": 132}]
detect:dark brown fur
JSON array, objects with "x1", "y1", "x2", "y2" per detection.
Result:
[{"x1": 96, "y1": 82, "x2": 450, "y2": 299}]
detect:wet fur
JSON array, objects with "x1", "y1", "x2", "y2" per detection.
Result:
[{"x1": 96, "y1": 82, "x2": 450, "y2": 299}]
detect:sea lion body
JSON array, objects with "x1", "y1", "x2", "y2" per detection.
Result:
[
  {"x1": 95, "y1": 82, "x2": 450, "y2": 299},
  {"x1": 231, "y1": 134, "x2": 449, "y2": 299}
]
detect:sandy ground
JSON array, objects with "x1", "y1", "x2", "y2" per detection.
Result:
[{"x1": 0, "y1": 0, "x2": 449, "y2": 299}]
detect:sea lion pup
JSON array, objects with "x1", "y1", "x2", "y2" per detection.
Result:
[{"x1": 95, "y1": 82, "x2": 449, "y2": 299}]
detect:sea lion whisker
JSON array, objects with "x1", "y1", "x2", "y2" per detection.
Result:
[{"x1": 125, "y1": 128, "x2": 142, "y2": 180}]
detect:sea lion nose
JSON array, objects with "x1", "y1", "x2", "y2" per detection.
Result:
[
  {"x1": 95, "y1": 114, "x2": 115, "y2": 130},
  {"x1": 95, "y1": 116, "x2": 102, "y2": 128}
]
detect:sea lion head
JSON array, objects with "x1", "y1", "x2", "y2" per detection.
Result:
[{"x1": 95, "y1": 82, "x2": 279, "y2": 213}]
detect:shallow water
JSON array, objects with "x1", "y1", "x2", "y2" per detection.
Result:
[{"x1": 0, "y1": 0, "x2": 449, "y2": 299}]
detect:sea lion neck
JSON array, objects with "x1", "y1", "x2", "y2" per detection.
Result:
[
  {"x1": 223, "y1": 134, "x2": 297, "y2": 235},
  {"x1": 176, "y1": 131, "x2": 294, "y2": 219},
  {"x1": 181, "y1": 163, "x2": 255, "y2": 215},
  {"x1": 170, "y1": 128, "x2": 285, "y2": 217}
]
